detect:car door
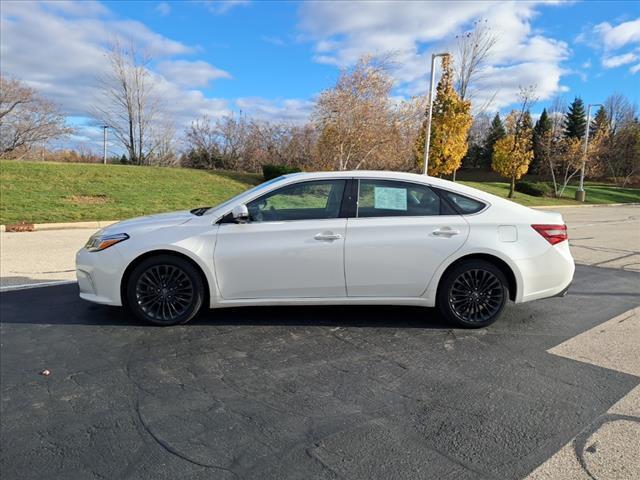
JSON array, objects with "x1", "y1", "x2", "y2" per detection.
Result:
[
  {"x1": 214, "y1": 179, "x2": 349, "y2": 299},
  {"x1": 345, "y1": 179, "x2": 469, "y2": 297}
]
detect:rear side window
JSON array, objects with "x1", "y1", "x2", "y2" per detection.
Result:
[
  {"x1": 440, "y1": 190, "x2": 486, "y2": 214},
  {"x1": 357, "y1": 180, "x2": 441, "y2": 217}
]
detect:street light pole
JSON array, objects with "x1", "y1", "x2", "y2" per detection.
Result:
[
  {"x1": 102, "y1": 125, "x2": 108, "y2": 165},
  {"x1": 423, "y1": 52, "x2": 450, "y2": 175},
  {"x1": 575, "y1": 103, "x2": 602, "y2": 202}
]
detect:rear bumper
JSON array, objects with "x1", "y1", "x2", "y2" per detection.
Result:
[
  {"x1": 515, "y1": 241, "x2": 575, "y2": 303},
  {"x1": 554, "y1": 283, "x2": 571, "y2": 298}
]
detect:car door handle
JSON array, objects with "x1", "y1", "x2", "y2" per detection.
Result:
[
  {"x1": 432, "y1": 227, "x2": 460, "y2": 237},
  {"x1": 314, "y1": 232, "x2": 342, "y2": 241}
]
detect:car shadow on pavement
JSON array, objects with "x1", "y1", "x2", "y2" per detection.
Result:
[{"x1": 0, "y1": 283, "x2": 451, "y2": 329}]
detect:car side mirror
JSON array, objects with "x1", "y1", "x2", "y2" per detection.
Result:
[{"x1": 231, "y1": 204, "x2": 249, "y2": 223}]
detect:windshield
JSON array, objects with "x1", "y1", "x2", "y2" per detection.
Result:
[{"x1": 190, "y1": 176, "x2": 290, "y2": 216}]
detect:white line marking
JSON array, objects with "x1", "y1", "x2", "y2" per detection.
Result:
[{"x1": 0, "y1": 280, "x2": 76, "y2": 293}]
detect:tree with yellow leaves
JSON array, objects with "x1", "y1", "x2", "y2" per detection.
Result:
[
  {"x1": 491, "y1": 87, "x2": 536, "y2": 197},
  {"x1": 414, "y1": 55, "x2": 472, "y2": 176}
]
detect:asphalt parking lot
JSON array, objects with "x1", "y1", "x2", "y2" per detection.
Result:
[
  {"x1": 1, "y1": 263, "x2": 639, "y2": 479},
  {"x1": 1, "y1": 205, "x2": 639, "y2": 479}
]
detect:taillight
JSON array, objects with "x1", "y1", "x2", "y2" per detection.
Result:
[{"x1": 532, "y1": 224, "x2": 568, "y2": 245}]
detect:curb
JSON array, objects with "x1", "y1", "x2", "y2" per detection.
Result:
[
  {"x1": 1, "y1": 220, "x2": 118, "y2": 233},
  {"x1": 533, "y1": 202, "x2": 639, "y2": 209}
]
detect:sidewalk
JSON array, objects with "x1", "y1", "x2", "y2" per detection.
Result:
[{"x1": 0, "y1": 228, "x2": 96, "y2": 289}]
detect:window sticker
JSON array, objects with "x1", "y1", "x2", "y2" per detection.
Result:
[{"x1": 374, "y1": 186, "x2": 407, "y2": 210}]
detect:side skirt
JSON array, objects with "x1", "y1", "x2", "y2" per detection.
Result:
[{"x1": 211, "y1": 296, "x2": 434, "y2": 309}]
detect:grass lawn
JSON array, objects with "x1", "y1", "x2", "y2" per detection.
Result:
[
  {"x1": 460, "y1": 181, "x2": 640, "y2": 207},
  {"x1": 0, "y1": 161, "x2": 261, "y2": 224},
  {"x1": 1, "y1": 160, "x2": 638, "y2": 224}
]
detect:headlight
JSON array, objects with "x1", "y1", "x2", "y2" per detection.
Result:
[{"x1": 85, "y1": 232, "x2": 129, "y2": 252}]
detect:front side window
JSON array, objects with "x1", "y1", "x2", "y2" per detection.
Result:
[
  {"x1": 357, "y1": 180, "x2": 441, "y2": 218},
  {"x1": 246, "y1": 180, "x2": 346, "y2": 222}
]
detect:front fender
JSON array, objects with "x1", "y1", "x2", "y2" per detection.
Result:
[{"x1": 116, "y1": 224, "x2": 221, "y2": 308}]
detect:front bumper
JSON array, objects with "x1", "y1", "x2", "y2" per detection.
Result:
[{"x1": 76, "y1": 246, "x2": 126, "y2": 306}]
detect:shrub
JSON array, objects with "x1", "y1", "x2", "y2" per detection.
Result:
[
  {"x1": 515, "y1": 181, "x2": 551, "y2": 197},
  {"x1": 262, "y1": 164, "x2": 301, "y2": 181}
]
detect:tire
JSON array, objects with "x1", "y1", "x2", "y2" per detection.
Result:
[
  {"x1": 125, "y1": 254, "x2": 205, "y2": 326},
  {"x1": 437, "y1": 259, "x2": 509, "y2": 328}
]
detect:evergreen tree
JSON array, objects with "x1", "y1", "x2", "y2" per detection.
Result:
[
  {"x1": 563, "y1": 97, "x2": 587, "y2": 140},
  {"x1": 482, "y1": 113, "x2": 506, "y2": 168},
  {"x1": 590, "y1": 105, "x2": 609, "y2": 138},
  {"x1": 531, "y1": 108, "x2": 552, "y2": 174}
]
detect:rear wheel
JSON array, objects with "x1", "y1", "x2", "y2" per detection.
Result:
[
  {"x1": 126, "y1": 254, "x2": 204, "y2": 326},
  {"x1": 437, "y1": 259, "x2": 508, "y2": 328}
]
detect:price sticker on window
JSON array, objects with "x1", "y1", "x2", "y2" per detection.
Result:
[{"x1": 374, "y1": 187, "x2": 407, "y2": 211}]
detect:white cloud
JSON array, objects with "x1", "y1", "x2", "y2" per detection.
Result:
[
  {"x1": 298, "y1": 1, "x2": 569, "y2": 110},
  {"x1": 157, "y1": 60, "x2": 231, "y2": 87},
  {"x1": 587, "y1": 17, "x2": 640, "y2": 74},
  {"x1": 630, "y1": 63, "x2": 640, "y2": 75},
  {"x1": 594, "y1": 18, "x2": 640, "y2": 50},
  {"x1": 235, "y1": 97, "x2": 315, "y2": 123},
  {"x1": 155, "y1": 2, "x2": 171, "y2": 16},
  {"x1": 0, "y1": 0, "x2": 309, "y2": 153},
  {"x1": 602, "y1": 52, "x2": 638, "y2": 68},
  {"x1": 0, "y1": 1, "x2": 234, "y2": 148},
  {"x1": 196, "y1": 0, "x2": 250, "y2": 15}
]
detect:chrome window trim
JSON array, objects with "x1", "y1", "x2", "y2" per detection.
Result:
[{"x1": 214, "y1": 175, "x2": 491, "y2": 223}]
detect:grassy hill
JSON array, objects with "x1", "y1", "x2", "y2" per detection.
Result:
[
  {"x1": 1, "y1": 160, "x2": 638, "y2": 224},
  {"x1": 0, "y1": 161, "x2": 261, "y2": 224}
]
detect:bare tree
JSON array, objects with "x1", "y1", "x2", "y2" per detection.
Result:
[
  {"x1": 183, "y1": 114, "x2": 320, "y2": 173},
  {"x1": 542, "y1": 96, "x2": 602, "y2": 197},
  {"x1": 0, "y1": 76, "x2": 71, "y2": 158},
  {"x1": 184, "y1": 115, "x2": 221, "y2": 168},
  {"x1": 454, "y1": 20, "x2": 498, "y2": 104},
  {"x1": 601, "y1": 94, "x2": 639, "y2": 185},
  {"x1": 150, "y1": 120, "x2": 179, "y2": 166},
  {"x1": 313, "y1": 55, "x2": 418, "y2": 171},
  {"x1": 92, "y1": 41, "x2": 161, "y2": 165},
  {"x1": 604, "y1": 93, "x2": 637, "y2": 135}
]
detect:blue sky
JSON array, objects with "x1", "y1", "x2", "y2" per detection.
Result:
[{"x1": 1, "y1": 1, "x2": 639, "y2": 151}]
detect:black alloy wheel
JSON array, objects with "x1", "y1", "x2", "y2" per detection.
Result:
[
  {"x1": 126, "y1": 254, "x2": 204, "y2": 326},
  {"x1": 438, "y1": 259, "x2": 508, "y2": 328}
]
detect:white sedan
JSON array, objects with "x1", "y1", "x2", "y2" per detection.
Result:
[{"x1": 76, "y1": 171, "x2": 574, "y2": 328}]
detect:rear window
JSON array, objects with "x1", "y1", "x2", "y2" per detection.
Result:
[{"x1": 441, "y1": 191, "x2": 486, "y2": 214}]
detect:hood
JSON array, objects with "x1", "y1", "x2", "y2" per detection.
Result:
[{"x1": 103, "y1": 210, "x2": 193, "y2": 234}]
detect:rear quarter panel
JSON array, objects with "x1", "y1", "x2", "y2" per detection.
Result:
[{"x1": 422, "y1": 202, "x2": 568, "y2": 305}]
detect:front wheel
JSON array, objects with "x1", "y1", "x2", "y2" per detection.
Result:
[
  {"x1": 126, "y1": 254, "x2": 204, "y2": 326},
  {"x1": 437, "y1": 260, "x2": 508, "y2": 328}
]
